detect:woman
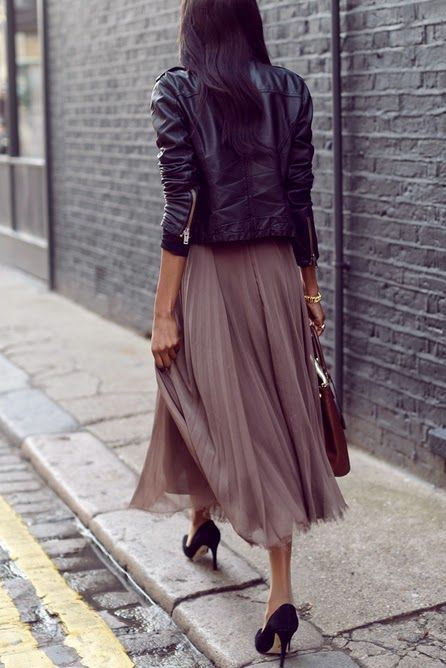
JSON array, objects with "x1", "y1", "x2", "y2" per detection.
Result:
[{"x1": 129, "y1": 0, "x2": 348, "y2": 664}]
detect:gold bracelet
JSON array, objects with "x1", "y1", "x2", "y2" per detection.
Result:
[{"x1": 304, "y1": 291, "x2": 322, "y2": 304}]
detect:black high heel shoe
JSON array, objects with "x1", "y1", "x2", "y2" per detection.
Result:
[
  {"x1": 182, "y1": 519, "x2": 221, "y2": 570},
  {"x1": 254, "y1": 603, "x2": 299, "y2": 667}
]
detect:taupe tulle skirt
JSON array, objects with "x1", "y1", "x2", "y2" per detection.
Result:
[{"x1": 129, "y1": 237, "x2": 348, "y2": 549}]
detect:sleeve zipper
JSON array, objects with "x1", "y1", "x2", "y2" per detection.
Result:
[
  {"x1": 180, "y1": 187, "x2": 197, "y2": 244},
  {"x1": 306, "y1": 214, "x2": 317, "y2": 265}
]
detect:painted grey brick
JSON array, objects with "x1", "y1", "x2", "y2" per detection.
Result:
[{"x1": 45, "y1": 0, "x2": 446, "y2": 487}]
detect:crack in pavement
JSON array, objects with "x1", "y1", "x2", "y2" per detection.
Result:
[
  {"x1": 328, "y1": 601, "x2": 446, "y2": 637},
  {"x1": 170, "y1": 577, "x2": 265, "y2": 612}
]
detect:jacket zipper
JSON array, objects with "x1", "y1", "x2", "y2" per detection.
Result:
[
  {"x1": 180, "y1": 187, "x2": 197, "y2": 244},
  {"x1": 307, "y1": 215, "x2": 317, "y2": 265}
]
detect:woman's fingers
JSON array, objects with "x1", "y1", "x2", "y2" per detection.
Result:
[
  {"x1": 154, "y1": 350, "x2": 177, "y2": 371},
  {"x1": 153, "y1": 352, "x2": 165, "y2": 370},
  {"x1": 151, "y1": 313, "x2": 181, "y2": 370},
  {"x1": 311, "y1": 321, "x2": 325, "y2": 337},
  {"x1": 160, "y1": 350, "x2": 172, "y2": 369},
  {"x1": 153, "y1": 344, "x2": 175, "y2": 370},
  {"x1": 168, "y1": 346, "x2": 178, "y2": 360},
  {"x1": 307, "y1": 303, "x2": 326, "y2": 336}
]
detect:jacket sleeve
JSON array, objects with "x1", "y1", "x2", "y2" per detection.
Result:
[
  {"x1": 286, "y1": 80, "x2": 319, "y2": 268},
  {"x1": 150, "y1": 72, "x2": 199, "y2": 256}
]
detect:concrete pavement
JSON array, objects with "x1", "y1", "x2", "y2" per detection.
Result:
[{"x1": 1, "y1": 264, "x2": 445, "y2": 667}]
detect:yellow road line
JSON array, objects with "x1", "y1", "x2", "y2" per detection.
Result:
[
  {"x1": 0, "y1": 582, "x2": 56, "y2": 667},
  {"x1": 0, "y1": 496, "x2": 134, "y2": 668}
]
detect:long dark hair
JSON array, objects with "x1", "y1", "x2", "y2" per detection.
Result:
[{"x1": 179, "y1": 0, "x2": 272, "y2": 156}]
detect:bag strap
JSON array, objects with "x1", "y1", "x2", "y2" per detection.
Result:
[
  {"x1": 309, "y1": 322, "x2": 346, "y2": 429},
  {"x1": 310, "y1": 323, "x2": 329, "y2": 375}
]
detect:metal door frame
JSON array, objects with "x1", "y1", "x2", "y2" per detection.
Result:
[{"x1": 0, "y1": 0, "x2": 50, "y2": 281}]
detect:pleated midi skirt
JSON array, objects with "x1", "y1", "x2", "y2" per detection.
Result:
[{"x1": 129, "y1": 237, "x2": 348, "y2": 549}]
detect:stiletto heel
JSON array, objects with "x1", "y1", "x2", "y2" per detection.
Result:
[
  {"x1": 254, "y1": 603, "x2": 299, "y2": 666},
  {"x1": 182, "y1": 519, "x2": 221, "y2": 570},
  {"x1": 210, "y1": 544, "x2": 218, "y2": 570},
  {"x1": 277, "y1": 629, "x2": 294, "y2": 667}
]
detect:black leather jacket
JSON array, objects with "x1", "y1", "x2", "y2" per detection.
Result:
[{"x1": 150, "y1": 60, "x2": 319, "y2": 267}]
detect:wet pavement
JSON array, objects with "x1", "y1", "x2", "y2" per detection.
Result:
[{"x1": 0, "y1": 433, "x2": 213, "y2": 667}]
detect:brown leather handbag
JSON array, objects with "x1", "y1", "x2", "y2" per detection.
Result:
[{"x1": 310, "y1": 324, "x2": 351, "y2": 477}]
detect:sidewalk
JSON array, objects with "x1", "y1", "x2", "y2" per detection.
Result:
[{"x1": 1, "y1": 264, "x2": 445, "y2": 668}]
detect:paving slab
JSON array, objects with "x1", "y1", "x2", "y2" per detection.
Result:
[
  {"x1": 5, "y1": 344, "x2": 77, "y2": 378},
  {"x1": 90, "y1": 508, "x2": 264, "y2": 614},
  {"x1": 172, "y1": 585, "x2": 325, "y2": 668},
  {"x1": 86, "y1": 412, "x2": 152, "y2": 448},
  {"x1": 39, "y1": 369, "x2": 100, "y2": 401},
  {"x1": 58, "y1": 392, "x2": 153, "y2": 426},
  {"x1": 21, "y1": 432, "x2": 138, "y2": 525},
  {"x1": 254, "y1": 651, "x2": 359, "y2": 667},
  {"x1": 0, "y1": 355, "x2": 29, "y2": 393},
  {"x1": 0, "y1": 387, "x2": 78, "y2": 444},
  {"x1": 1, "y1": 264, "x2": 158, "y2": 399},
  {"x1": 114, "y1": 443, "x2": 147, "y2": 473},
  {"x1": 333, "y1": 607, "x2": 446, "y2": 668},
  {"x1": 218, "y1": 447, "x2": 446, "y2": 636}
]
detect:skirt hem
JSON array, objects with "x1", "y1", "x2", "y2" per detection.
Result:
[{"x1": 127, "y1": 496, "x2": 350, "y2": 550}]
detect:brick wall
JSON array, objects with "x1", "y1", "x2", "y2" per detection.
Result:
[
  {"x1": 340, "y1": 0, "x2": 445, "y2": 485},
  {"x1": 46, "y1": 0, "x2": 446, "y2": 485},
  {"x1": 47, "y1": 0, "x2": 184, "y2": 333}
]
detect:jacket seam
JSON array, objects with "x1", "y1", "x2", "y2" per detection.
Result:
[
  {"x1": 161, "y1": 66, "x2": 306, "y2": 99},
  {"x1": 174, "y1": 89, "x2": 303, "y2": 100}
]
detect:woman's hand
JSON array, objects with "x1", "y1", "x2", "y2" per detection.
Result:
[
  {"x1": 306, "y1": 302, "x2": 326, "y2": 337},
  {"x1": 300, "y1": 266, "x2": 326, "y2": 337},
  {"x1": 151, "y1": 312, "x2": 181, "y2": 371},
  {"x1": 151, "y1": 249, "x2": 188, "y2": 371}
]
